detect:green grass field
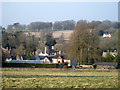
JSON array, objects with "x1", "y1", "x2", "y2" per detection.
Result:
[{"x1": 2, "y1": 68, "x2": 118, "y2": 88}]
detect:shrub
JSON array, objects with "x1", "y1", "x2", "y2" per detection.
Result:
[
  {"x1": 75, "y1": 65, "x2": 80, "y2": 69},
  {"x1": 26, "y1": 55, "x2": 32, "y2": 60},
  {"x1": 102, "y1": 53, "x2": 114, "y2": 62},
  {"x1": 113, "y1": 56, "x2": 118, "y2": 63},
  {"x1": 92, "y1": 64, "x2": 97, "y2": 69},
  {"x1": 64, "y1": 62, "x2": 68, "y2": 68}
]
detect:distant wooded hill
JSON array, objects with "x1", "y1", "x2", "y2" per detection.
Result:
[
  {"x1": 24, "y1": 30, "x2": 73, "y2": 41},
  {"x1": 1, "y1": 20, "x2": 119, "y2": 32}
]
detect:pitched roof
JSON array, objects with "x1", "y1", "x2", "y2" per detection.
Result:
[
  {"x1": 57, "y1": 55, "x2": 64, "y2": 59},
  {"x1": 38, "y1": 56, "x2": 53, "y2": 62},
  {"x1": 96, "y1": 62, "x2": 117, "y2": 66},
  {"x1": 46, "y1": 57, "x2": 53, "y2": 62},
  {"x1": 8, "y1": 60, "x2": 44, "y2": 63},
  {"x1": 31, "y1": 55, "x2": 36, "y2": 60},
  {"x1": 38, "y1": 56, "x2": 47, "y2": 60}
]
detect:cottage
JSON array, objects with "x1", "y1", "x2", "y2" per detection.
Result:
[
  {"x1": 52, "y1": 57, "x2": 77, "y2": 67},
  {"x1": 51, "y1": 56, "x2": 64, "y2": 63},
  {"x1": 103, "y1": 33, "x2": 111, "y2": 38},
  {"x1": 102, "y1": 51, "x2": 117, "y2": 57},
  {"x1": 52, "y1": 55, "x2": 77, "y2": 67},
  {"x1": 5, "y1": 58, "x2": 12, "y2": 62},
  {"x1": 96, "y1": 62, "x2": 117, "y2": 69}
]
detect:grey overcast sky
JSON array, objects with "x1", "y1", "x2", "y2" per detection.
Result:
[{"x1": 1, "y1": 2, "x2": 118, "y2": 27}]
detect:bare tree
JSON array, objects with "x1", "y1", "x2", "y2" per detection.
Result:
[{"x1": 67, "y1": 22, "x2": 101, "y2": 65}]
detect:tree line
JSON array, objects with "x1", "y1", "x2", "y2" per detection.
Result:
[
  {"x1": 6, "y1": 20, "x2": 75, "y2": 31},
  {"x1": 4, "y1": 20, "x2": 119, "y2": 31}
]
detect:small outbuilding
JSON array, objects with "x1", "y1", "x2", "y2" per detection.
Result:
[{"x1": 95, "y1": 62, "x2": 117, "y2": 69}]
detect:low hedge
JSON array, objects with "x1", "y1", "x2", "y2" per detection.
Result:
[{"x1": 2, "y1": 63, "x2": 60, "y2": 68}]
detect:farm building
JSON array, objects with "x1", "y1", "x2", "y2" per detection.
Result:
[{"x1": 95, "y1": 62, "x2": 117, "y2": 69}]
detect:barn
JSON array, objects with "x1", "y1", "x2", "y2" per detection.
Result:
[{"x1": 95, "y1": 62, "x2": 117, "y2": 69}]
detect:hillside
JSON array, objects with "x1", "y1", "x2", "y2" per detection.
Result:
[{"x1": 24, "y1": 30, "x2": 74, "y2": 40}]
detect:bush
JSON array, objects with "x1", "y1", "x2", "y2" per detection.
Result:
[
  {"x1": 75, "y1": 65, "x2": 80, "y2": 69},
  {"x1": 113, "y1": 56, "x2": 118, "y2": 63},
  {"x1": 102, "y1": 53, "x2": 114, "y2": 62},
  {"x1": 92, "y1": 64, "x2": 97, "y2": 69},
  {"x1": 2, "y1": 62, "x2": 59, "y2": 68},
  {"x1": 63, "y1": 63, "x2": 68, "y2": 68},
  {"x1": 26, "y1": 55, "x2": 32, "y2": 60}
]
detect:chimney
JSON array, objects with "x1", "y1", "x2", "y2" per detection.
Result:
[{"x1": 45, "y1": 46, "x2": 47, "y2": 54}]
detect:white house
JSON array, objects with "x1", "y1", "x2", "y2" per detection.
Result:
[
  {"x1": 51, "y1": 56, "x2": 63, "y2": 63},
  {"x1": 52, "y1": 56, "x2": 78, "y2": 67},
  {"x1": 102, "y1": 51, "x2": 117, "y2": 57},
  {"x1": 103, "y1": 33, "x2": 111, "y2": 38},
  {"x1": 52, "y1": 58, "x2": 58, "y2": 63},
  {"x1": 5, "y1": 58, "x2": 12, "y2": 62},
  {"x1": 52, "y1": 58, "x2": 72, "y2": 66},
  {"x1": 39, "y1": 52, "x2": 48, "y2": 56}
]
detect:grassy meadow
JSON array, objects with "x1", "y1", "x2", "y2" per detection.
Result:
[{"x1": 2, "y1": 68, "x2": 118, "y2": 88}]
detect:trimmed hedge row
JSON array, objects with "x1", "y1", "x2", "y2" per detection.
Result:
[{"x1": 2, "y1": 63, "x2": 61, "y2": 68}]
